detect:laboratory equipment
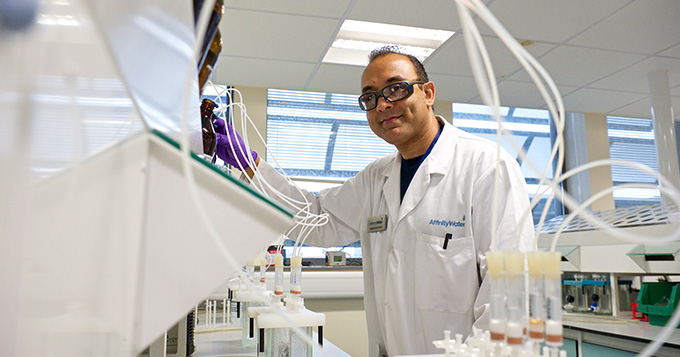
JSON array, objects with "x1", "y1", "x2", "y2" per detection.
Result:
[
  {"x1": 194, "y1": 0, "x2": 224, "y2": 93},
  {"x1": 505, "y1": 251, "x2": 526, "y2": 347},
  {"x1": 544, "y1": 252, "x2": 563, "y2": 347},
  {"x1": 200, "y1": 98, "x2": 217, "y2": 159},
  {"x1": 325, "y1": 251, "x2": 347, "y2": 266},
  {"x1": 290, "y1": 256, "x2": 302, "y2": 295},
  {"x1": 486, "y1": 251, "x2": 506, "y2": 343},
  {"x1": 260, "y1": 257, "x2": 268, "y2": 285},
  {"x1": 257, "y1": 295, "x2": 325, "y2": 357},
  {"x1": 274, "y1": 254, "x2": 284, "y2": 296},
  {"x1": 527, "y1": 251, "x2": 545, "y2": 341},
  {"x1": 234, "y1": 285, "x2": 269, "y2": 348}
]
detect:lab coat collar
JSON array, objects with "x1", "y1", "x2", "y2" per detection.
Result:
[{"x1": 380, "y1": 116, "x2": 457, "y2": 224}]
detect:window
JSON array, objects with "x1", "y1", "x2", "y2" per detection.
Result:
[
  {"x1": 451, "y1": 103, "x2": 563, "y2": 224},
  {"x1": 607, "y1": 116, "x2": 660, "y2": 208},
  {"x1": 266, "y1": 88, "x2": 394, "y2": 189},
  {"x1": 267, "y1": 89, "x2": 390, "y2": 260}
]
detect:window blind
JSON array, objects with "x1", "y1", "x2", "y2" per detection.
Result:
[{"x1": 607, "y1": 116, "x2": 661, "y2": 208}]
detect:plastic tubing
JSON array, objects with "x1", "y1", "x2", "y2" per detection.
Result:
[
  {"x1": 486, "y1": 251, "x2": 506, "y2": 343},
  {"x1": 526, "y1": 251, "x2": 545, "y2": 342},
  {"x1": 455, "y1": 0, "x2": 567, "y2": 250},
  {"x1": 210, "y1": 87, "x2": 332, "y2": 254}
]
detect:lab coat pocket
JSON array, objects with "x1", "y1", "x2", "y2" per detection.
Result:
[{"x1": 415, "y1": 233, "x2": 476, "y2": 313}]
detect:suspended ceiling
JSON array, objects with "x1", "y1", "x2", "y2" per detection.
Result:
[{"x1": 215, "y1": 0, "x2": 680, "y2": 120}]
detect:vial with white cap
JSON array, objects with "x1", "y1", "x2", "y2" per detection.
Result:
[
  {"x1": 259, "y1": 257, "x2": 267, "y2": 285},
  {"x1": 544, "y1": 252, "x2": 563, "y2": 347},
  {"x1": 526, "y1": 251, "x2": 545, "y2": 342},
  {"x1": 504, "y1": 251, "x2": 525, "y2": 347},
  {"x1": 274, "y1": 254, "x2": 284, "y2": 296},
  {"x1": 486, "y1": 251, "x2": 506, "y2": 343},
  {"x1": 290, "y1": 256, "x2": 302, "y2": 295}
]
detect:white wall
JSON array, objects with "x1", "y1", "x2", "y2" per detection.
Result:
[
  {"x1": 583, "y1": 112, "x2": 616, "y2": 211},
  {"x1": 305, "y1": 298, "x2": 369, "y2": 357}
]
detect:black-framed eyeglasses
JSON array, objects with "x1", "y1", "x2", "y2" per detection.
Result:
[{"x1": 358, "y1": 80, "x2": 425, "y2": 111}]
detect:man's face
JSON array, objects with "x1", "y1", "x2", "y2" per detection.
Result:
[{"x1": 360, "y1": 53, "x2": 434, "y2": 151}]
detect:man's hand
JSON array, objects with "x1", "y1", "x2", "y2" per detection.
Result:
[{"x1": 213, "y1": 117, "x2": 258, "y2": 171}]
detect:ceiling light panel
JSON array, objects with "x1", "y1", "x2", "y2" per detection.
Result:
[{"x1": 323, "y1": 19, "x2": 454, "y2": 66}]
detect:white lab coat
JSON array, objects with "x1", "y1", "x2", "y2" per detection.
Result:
[{"x1": 253, "y1": 117, "x2": 535, "y2": 356}]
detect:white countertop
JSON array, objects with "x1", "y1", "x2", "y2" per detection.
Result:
[
  {"x1": 192, "y1": 328, "x2": 350, "y2": 357},
  {"x1": 562, "y1": 312, "x2": 680, "y2": 346}
]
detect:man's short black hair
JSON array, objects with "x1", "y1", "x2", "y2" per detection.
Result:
[{"x1": 368, "y1": 45, "x2": 429, "y2": 83}]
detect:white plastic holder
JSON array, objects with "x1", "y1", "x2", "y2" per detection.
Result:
[
  {"x1": 234, "y1": 288, "x2": 271, "y2": 348},
  {"x1": 256, "y1": 302, "x2": 326, "y2": 357}
]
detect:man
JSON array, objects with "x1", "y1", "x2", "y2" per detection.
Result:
[{"x1": 215, "y1": 46, "x2": 535, "y2": 356}]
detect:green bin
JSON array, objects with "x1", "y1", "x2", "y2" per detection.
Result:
[{"x1": 636, "y1": 282, "x2": 680, "y2": 328}]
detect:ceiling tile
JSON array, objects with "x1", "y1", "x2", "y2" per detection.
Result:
[
  {"x1": 608, "y1": 97, "x2": 652, "y2": 119},
  {"x1": 507, "y1": 45, "x2": 646, "y2": 87},
  {"x1": 589, "y1": 56, "x2": 680, "y2": 93},
  {"x1": 349, "y1": 0, "x2": 460, "y2": 31},
  {"x1": 660, "y1": 43, "x2": 680, "y2": 59},
  {"x1": 568, "y1": 0, "x2": 680, "y2": 55},
  {"x1": 307, "y1": 63, "x2": 365, "y2": 95},
  {"x1": 224, "y1": 0, "x2": 351, "y2": 18},
  {"x1": 213, "y1": 57, "x2": 316, "y2": 89},
  {"x1": 561, "y1": 88, "x2": 646, "y2": 114},
  {"x1": 491, "y1": 80, "x2": 579, "y2": 110},
  {"x1": 219, "y1": 9, "x2": 340, "y2": 62},
  {"x1": 426, "y1": 35, "x2": 557, "y2": 79},
  {"x1": 673, "y1": 85, "x2": 680, "y2": 97},
  {"x1": 428, "y1": 73, "x2": 480, "y2": 103},
  {"x1": 482, "y1": 0, "x2": 631, "y2": 43}
]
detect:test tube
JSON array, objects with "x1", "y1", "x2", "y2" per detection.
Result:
[
  {"x1": 274, "y1": 254, "x2": 284, "y2": 296},
  {"x1": 290, "y1": 256, "x2": 302, "y2": 295},
  {"x1": 504, "y1": 251, "x2": 525, "y2": 347},
  {"x1": 544, "y1": 252, "x2": 563, "y2": 347},
  {"x1": 259, "y1": 257, "x2": 267, "y2": 285},
  {"x1": 486, "y1": 251, "x2": 506, "y2": 343},
  {"x1": 526, "y1": 251, "x2": 545, "y2": 342}
]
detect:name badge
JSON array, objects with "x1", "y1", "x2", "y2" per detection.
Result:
[{"x1": 368, "y1": 215, "x2": 388, "y2": 233}]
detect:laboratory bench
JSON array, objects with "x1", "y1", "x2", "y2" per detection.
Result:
[{"x1": 562, "y1": 312, "x2": 680, "y2": 356}]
